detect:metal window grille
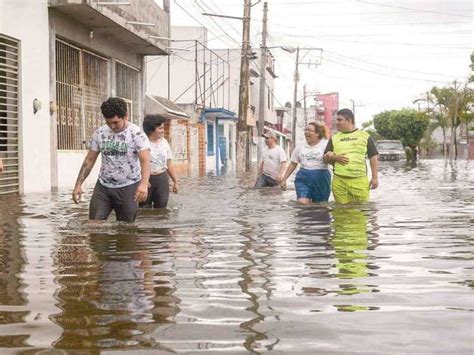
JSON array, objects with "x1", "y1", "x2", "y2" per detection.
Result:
[
  {"x1": 116, "y1": 62, "x2": 139, "y2": 124},
  {"x1": 56, "y1": 40, "x2": 107, "y2": 150},
  {"x1": 0, "y1": 34, "x2": 20, "y2": 194},
  {"x1": 170, "y1": 123, "x2": 188, "y2": 161}
]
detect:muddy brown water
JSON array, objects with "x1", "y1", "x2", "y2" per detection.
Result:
[{"x1": 0, "y1": 160, "x2": 472, "y2": 354}]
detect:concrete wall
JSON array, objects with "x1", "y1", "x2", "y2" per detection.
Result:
[{"x1": 0, "y1": 0, "x2": 52, "y2": 193}]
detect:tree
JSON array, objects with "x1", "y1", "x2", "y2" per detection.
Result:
[
  {"x1": 373, "y1": 108, "x2": 429, "y2": 161},
  {"x1": 392, "y1": 109, "x2": 429, "y2": 160},
  {"x1": 373, "y1": 110, "x2": 399, "y2": 140},
  {"x1": 361, "y1": 120, "x2": 384, "y2": 141}
]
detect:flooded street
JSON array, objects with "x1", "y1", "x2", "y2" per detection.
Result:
[{"x1": 0, "y1": 159, "x2": 472, "y2": 354}]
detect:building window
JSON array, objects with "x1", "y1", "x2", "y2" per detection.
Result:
[
  {"x1": 207, "y1": 121, "x2": 214, "y2": 155},
  {"x1": 56, "y1": 39, "x2": 108, "y2": 150},
  {"x1": 170, "y1": 122, "x2": 188, "y2": 161},
  {"x1": 116, "y1": 61, "x2": 140, "y2": 125}
]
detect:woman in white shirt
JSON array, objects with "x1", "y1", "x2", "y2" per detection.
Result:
[
  {"x1": 142, "y1": 115, "x2": 179, "y2": 208},
  {"x1": 281, "y1": 122, "x2": 331, "y2": 204}
]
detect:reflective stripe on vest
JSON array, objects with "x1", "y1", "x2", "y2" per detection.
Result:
[{"x1": 332, "y1": 130, "x2": 369, "y2": 177}]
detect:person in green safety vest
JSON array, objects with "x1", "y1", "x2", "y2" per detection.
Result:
[{"x1": 323, "y1": 109, "x2": 379, "y2": 204}]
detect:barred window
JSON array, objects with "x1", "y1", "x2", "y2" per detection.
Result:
[
  {"x1": 55, "y1": 40, "x2": 107, "y2": 150},
  {"x1": 116, "y1": 62, "x2": 140, "y2": 125}
]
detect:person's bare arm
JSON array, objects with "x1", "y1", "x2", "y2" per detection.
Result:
[
  {"x1": 280, "y1": 161, "x2": 298, "y2": 190},
  {"x1": 72, "y1": 150, "x2": 99, "y2": 203},
  {"x1": 369, "y1": 155, "x2": 379, "y2": 189},
  {"x1": 277, "y1": 161, "x2": 287, "y2": 182},
  {"x1": 167, "y1": 159, "x2": 179, "y2": 193},
  {"x1": 323, "y1": 152, "x2": 349, "y2": 165},
  {"x1": 0, "y1": 158, "x2": 4, "y2": 174},
  {"x1": 258, "y1": 161, "x2": 264, "y2": 176},
  {"x1": 135, "y1": 149, "x2": 151, "y2": 202}
]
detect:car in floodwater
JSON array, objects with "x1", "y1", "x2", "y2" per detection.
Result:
[{"x1": 376, "y1": 140, "x2": 406, "y2": 161}]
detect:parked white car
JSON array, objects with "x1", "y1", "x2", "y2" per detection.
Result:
[{"x1": 376, "y1": 140, "x2": 406, "y2": 161}]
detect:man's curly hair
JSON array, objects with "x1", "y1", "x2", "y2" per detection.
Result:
[{"x1": 100, "y1": 97, "x2": 127, "y2": 119}]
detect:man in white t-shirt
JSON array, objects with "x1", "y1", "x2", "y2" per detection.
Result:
[
  {"x1": 255, "y1": 131, "x2": 287, "y2": 188},
  {"x1": 72, "y1": 97, "x2": 151, "y2": 222}
]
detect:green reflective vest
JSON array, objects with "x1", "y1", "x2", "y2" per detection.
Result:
[{"x1": 332, "y1": 129, "x2": 369, "y2": 178}]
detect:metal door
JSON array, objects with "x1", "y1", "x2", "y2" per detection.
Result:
[{"x1": 0, "y1": 35, "x2": 20, "y2": 194}]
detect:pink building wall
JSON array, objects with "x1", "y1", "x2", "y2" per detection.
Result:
[{"x1": 315, "y1": 92, "x2": 339, "y2": 132}]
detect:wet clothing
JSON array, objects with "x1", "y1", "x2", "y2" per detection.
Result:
[
  {"x1": 291, "y1": 140, "x2": 331, "y2": 202},
  {"x1": 324, "y1": 130, "x2": 377, "y2": 178},
  {"x1": 332, "y1": 175, "x2": 370, "y2": 204},
  {"x1": 142, "y1": 137, "x2": 173, "y2": 208},
  {"x1": 255, "y1": 174, "x2": 278, "y2": 188},
  {"x1": 89, "y1": 180, "x2": 140, "y2": 222},
  {"x1": 150, "y1": 138, "x2": 173, "y2": 174},
  {"x1": 324, "y1": 129, "x2": 377, "y2": 203},
  {"x1": 295, "y1": 168, "x2": 331, "y2": 202},
  {"x1": 90, "y1": 123, "x2": 150, "y2": 188},
  {"x1": 291, "y1": 139, "x2": 329, "y2": 170},
  {"x1": 141, "y1": 171, "x2": 170, "y2": 209},
  {"x1": 262, "y1": 145, "x2": 287, "y2": 179}
]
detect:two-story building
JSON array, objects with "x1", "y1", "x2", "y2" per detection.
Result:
[{"x1": 0, "y1": 0, "x2": 170, "y2": 194}]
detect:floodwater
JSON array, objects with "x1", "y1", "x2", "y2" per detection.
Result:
[{"x1": 0, "y1": 159, "x2": 472, "y2": 354}]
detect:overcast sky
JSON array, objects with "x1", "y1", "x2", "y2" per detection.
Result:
[{"x1": 165, "y1": 0, "x2": 473, "y2": 125}]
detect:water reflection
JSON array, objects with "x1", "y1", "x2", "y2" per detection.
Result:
[
  {"x1": 52, "y1": 228, "x2": 178, "y2": 351},
  {"x1": 330, "y1": 205, "x2": 380, "y2": 311},
  {"x1": 0, "y1": 160, "x2": 472, "y2": 353}
]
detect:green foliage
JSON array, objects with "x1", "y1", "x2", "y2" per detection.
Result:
[
  {"x1": 373, "y1": 111, "x2": 399, "y2": 140},
  {"x1": 392, "y1": 109, "x2": 430, "y2": 149},
  {"x1": 373, "y1": 108, "x2": 429, "y2": 160},
  {"x1": 361, "y1": 120, "x2": 384, "y2": 141}
]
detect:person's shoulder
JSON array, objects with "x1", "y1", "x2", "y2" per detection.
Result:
[{"x1": 94, "y1": 125, "x2": 109, "y2": 136}]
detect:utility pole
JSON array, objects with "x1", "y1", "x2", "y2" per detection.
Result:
[
  {"x1": 257, "y1": 1, "x2": 268, "y2": 164},
  {"x1": 290, "y1": 47, "x2": 323, "y2": 149},
  {"x1": 291, "y1": 46, "x2": 300, "y2": 149},
  {"x1": 452, "y1": 80, "x2": 459, "y2": 160},
  {"x1": 303, "y1": 84, "x2": 308, "y2": 127},
  {"x1": 237, "y1": 0, "x2": 252, "y2": 172},
  {"x1": 350, "y1": 99, "x2": 355, "y2": 116}
]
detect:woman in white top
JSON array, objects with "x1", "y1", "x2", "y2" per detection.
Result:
[
  {"x1": 141, "y1": 114, "x2": 179, "y2": 208},
  {"x1": 281, "y1": 122, "x2": 331, "y2": 204}
]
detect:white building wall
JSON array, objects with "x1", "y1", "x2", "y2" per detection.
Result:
[{"x1": 0, "y1": 0, "x2": 52, "y2": 193}]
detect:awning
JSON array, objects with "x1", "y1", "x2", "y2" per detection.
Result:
[
  {"x1": 145, "y1": 95, "x2": 189, "y2": 119},
  {"x1": 200, "y1": 108, "x2": 237, "y2": 122}
]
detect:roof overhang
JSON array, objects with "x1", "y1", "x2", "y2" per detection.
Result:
[
  {"x1": 146, "y1": 95, "x2": 189, "y2": 119},
  {"x1": 49, "y1": 3, "x2": 169, "y2": 55},
  {"x1": 202, "y1": 108, "x2": 237, "y2": 121}
]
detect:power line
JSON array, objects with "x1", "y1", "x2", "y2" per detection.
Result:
[
  {"x1": 270, "y1": 31, "x2": 473, "y2": 49},
  {"x1": 323, "y1": 57, "x2": 458, "y2": 83},
  {"x1": 324, "y1": 50, "x2": 466, "y2": 79},
  {"x1": 354, "y1": 0, "x2": 472, "y2": 18}
]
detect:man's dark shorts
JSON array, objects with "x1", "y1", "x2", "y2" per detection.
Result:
[
  {"x1": 255, "y1": 174, "x2": 278, "y2": 188},
  {"x1": 89, "y1": 181, "x2": 140, "y2": 222}
]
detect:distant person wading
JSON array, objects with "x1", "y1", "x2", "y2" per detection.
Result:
[{"x1": 141, "y1": 114, "x2": 179, "y2": 209}]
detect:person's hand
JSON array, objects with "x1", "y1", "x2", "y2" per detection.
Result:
[
  {"x1": 172, "y1": 182, "x2": 179, "y2": 194},
  {"x1": 72, "y1": 185, "x2": 83, "y2": 204},
  {"x1": 280, "y1": 179, "x2": 287, "y2": 191},
  {"x1": 370, "y1": 177, "x2": 378, "y2": 190},
  {"x1": 134, "y1": 182, "x2": 148, "y2": 202},
  {"x1": 335, "y1": 154, "x2": 349, "y2": 165}
]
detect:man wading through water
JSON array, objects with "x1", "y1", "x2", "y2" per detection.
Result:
[
  {"x1": 323, "y1": 108, "x2": 378, "y2": 204},
  {"x1": 72, "y1": 97, "x2": 150, "y2": 222}
]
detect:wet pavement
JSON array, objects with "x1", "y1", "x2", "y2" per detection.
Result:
[{"x1": 0, "y1": 159, "x2": 472, "y2": 354}]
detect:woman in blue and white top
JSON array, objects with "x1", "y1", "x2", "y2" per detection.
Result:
[
  {"x1": 142, "y1": 114, "x2": 179, "y2": 208},
  {"x1": 280, "y1": 122, "x2": 331, "y2": 204}
]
